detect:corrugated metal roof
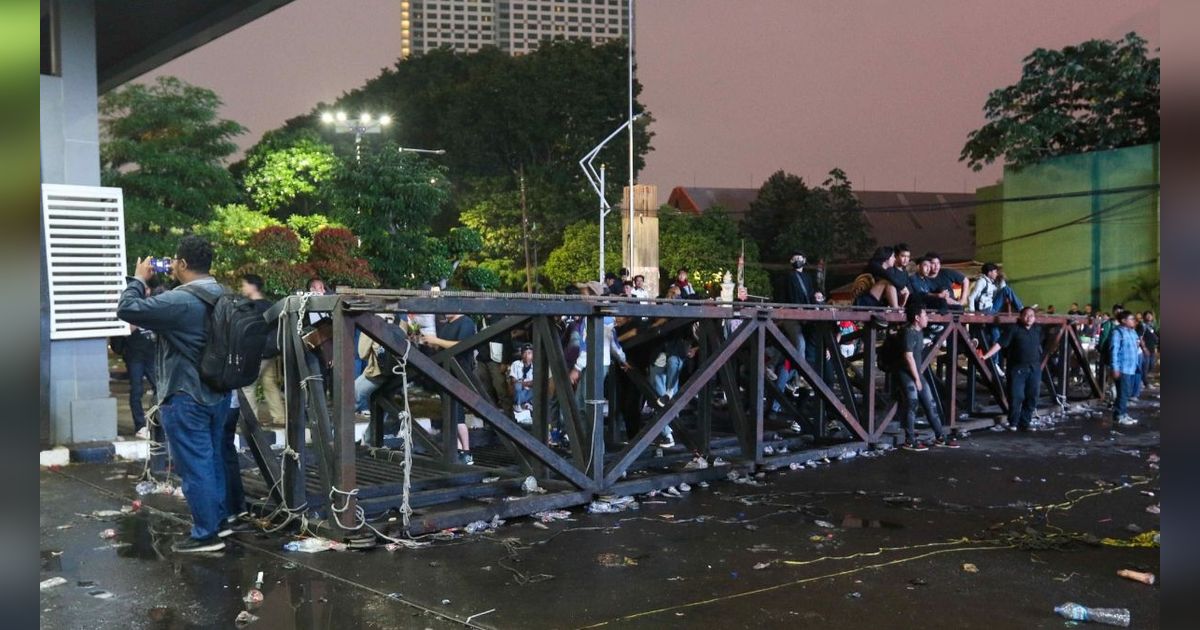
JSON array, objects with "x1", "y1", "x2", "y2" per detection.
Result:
[{"x1": 666, "y1": 186, "x2": 978, "y2": 263}]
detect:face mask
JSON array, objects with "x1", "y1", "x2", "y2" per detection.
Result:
[{"x1": 791, "y1": 259, "x2": 805, "y2": 270}]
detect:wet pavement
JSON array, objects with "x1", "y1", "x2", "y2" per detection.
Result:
[{"x1": 41, "y1": 387, "x2": 1161, "y2": 629}]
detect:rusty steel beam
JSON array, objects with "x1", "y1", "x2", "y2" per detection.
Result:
[
  {"x1": 603, "y1": 320, "x2": 759, "y2": 487},
  {"x1": 330, "y1": 307, "x2": 359, "y2": 534},
  {"x1": 764, "y1": 320, "x2": 869, "y2": 442},
  {"x1": 354, "y1": 314, "x2": 595, "y2": 491}
]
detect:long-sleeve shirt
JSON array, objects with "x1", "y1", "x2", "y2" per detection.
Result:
[
  {"x1": 116, "y1": 276, "x2": 228, "y2": 406},
  {"x1": 967, "y1": 275, "x2": 999, "y2": 312},
  {"x1": 573, "y1": 316, "x2": 626, "y2": 371},
  {"x1": 1110, "y1": 326, "x2": 1141, "y2": 374}
]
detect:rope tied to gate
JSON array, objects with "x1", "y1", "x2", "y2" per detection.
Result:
[{"x1": 390, "y1": 337, "x2": 416, "y2": 530}]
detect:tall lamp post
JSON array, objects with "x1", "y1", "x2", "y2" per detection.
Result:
[{"x1": 320, "y1": 111, "x2": 392, "y2": 161}]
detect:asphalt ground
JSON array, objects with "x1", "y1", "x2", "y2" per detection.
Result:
[{"x1": 41, "y1": 385, "x2": 1160, "y2": 629}]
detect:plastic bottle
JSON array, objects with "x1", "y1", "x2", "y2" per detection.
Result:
[{"x1": 1054, "y1": 602, "x2": 1131, "y2": 627}]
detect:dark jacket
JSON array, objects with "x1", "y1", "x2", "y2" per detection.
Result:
[
  {"x1": 116, "y1": 276, "x2": 228, "y2": 406},
  {"x1": 784, "y1": 269, "x2": 815, "y2": 306}
]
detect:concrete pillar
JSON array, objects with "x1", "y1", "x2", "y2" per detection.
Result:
[
  {"x1": 40, "y1": 0, "x2": 118, "y2": 446},
  {"x1": 621, "y1": 184, "x2": 660, "y2": 297}
]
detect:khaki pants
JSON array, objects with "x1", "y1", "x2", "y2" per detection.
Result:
[{"x1": 241, "y1": 357, "x2": 286, "y2": 424}]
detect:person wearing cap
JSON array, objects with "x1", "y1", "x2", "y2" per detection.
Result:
[{"x1": 509, "y1": 343, "x2": 535, "y2": 422}]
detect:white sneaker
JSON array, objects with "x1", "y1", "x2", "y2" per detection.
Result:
[
  {"x1": 514, "y1": 409, "x2": 533, "y2": 426},
  {"x1": 1118, "y1": 415, "x2": 1138, "y2": 427},
  {"x1": 788, "y1": 421, "x2": 803, "y2": 434},
  {"x1": 135, "y1": 426, "x2": 150, "y2": 440},
  {"x1": 683, "y1": 456, "x2": 709, "y2": 470}
]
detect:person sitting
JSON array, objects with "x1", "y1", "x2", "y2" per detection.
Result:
[
  {"x1": 509, "y1": 343, "x2": 535, "y2": 425},
  {"x1": 853, "y1": 246, "x2": 903, "y2": 308}
]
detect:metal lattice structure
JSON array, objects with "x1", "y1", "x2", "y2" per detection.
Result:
[{"x1": 233, "y1": 289, "x2": 1102, "y2": 539}]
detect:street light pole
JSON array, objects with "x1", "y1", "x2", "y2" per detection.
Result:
[{"x1": 320, "y1": 111, "x2": 392, "y2": 161}]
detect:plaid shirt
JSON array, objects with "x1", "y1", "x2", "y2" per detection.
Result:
[{"x1": 1110, "y1": 326, "x2": 1141, "y2": 374}]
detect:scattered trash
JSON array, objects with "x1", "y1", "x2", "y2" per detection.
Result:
[
  {"x1": 762, "y1": 445, "x2": 774, "y2": 455},
  {"x1": 908, "y1": 578, "x2": 928, "y2": 587},
  {"x1": 1081, "y1": 435, "x2": 1092, "y2": 443},
  {"x1": 1145, "y1": 504, "x2": 1160, "y2": 515},
  {"x1": 533, "y1": 510, "x2": 572, "y2": 523},
  {"x1": 99, "y1": 529, "x2": 117, "y2": 539},
  {"x1": 838, "y1": 450, "x2": 858, "y2": 461},
  {"x1": 712, "y1": 457, "x2": 729, "y2": 466},
  {"x1": 1053, "y1": 602, "x2": 1130, "y2": 627},
  {"x1": 482, "y1": 476, "x2": 500, "y2": 483},
  {"x1": 752, "y1": 561, "x2": 771, "y2": 570},
  {"x1": 814, "y1": 520, "x2": 835, "y2": 528},
  {"x1": 464, "y1": 516, "x2": 506, "y2": 534},
  {"x1": 531, "y1": 522, "x2": 549, "y2": 530},
  {"x1": 521, "y1": 476, "x2": 545, "y2": 494},
  {"x1": 789, "y1": 462, "x2": 804, "y2": 470},
  {"x1": 587, "y1": 495, "x2": 638, "y2": 514},
  {"x1": 678, "y1": 482, "x2": 691, "y2": 492},
  {"x1": 596, "y1": 553, "x2": 638, "y2": 567},
  {"x1": 1012, "y1": 476, "x2": 1023, "y2": 483},
  {"x1": 76, "y1": 580, "x2": 95, "y2": 588},
  {"x1": 1147, "y1": 453, "x2": 1160, "y2": 464},
  {"x1": 243, "y1": 572, "x2": 265, "y2": 606},
  {"x1": 667, "y1": 576, "x2": 685, "y2": 581},
  {"x1": 88, "y1": 589, "x2": 114, "y2": 599},
  {"x1": 683, "y1": 456, "x2": 709, "y2": 470},
  {"x1": 234, "y1": 610, "x2": 259, "y2": 627},
  {"x1": 1116, "y1": 569, "x2": 1155, "y2": 585},
  {"x1": 441, "y1": 599, "x2": 451, "y2": 605},
  {"x1": 962, "y1": 563, "x2": 979, "y2": 573},
  {"x1": 135, "y1": 480, "x2": 181, "y2": 497},
  {"x1": 1125, "y1": 524, "x2": 1143, "y2": 534},
  {"x1": 40, "y1": 577, "x2": 67, "y2": 590},
  {"x1": 283, "y1": 537, "x2": 347, "y2": 553},
  {"x1": 845, "y1": 592, "x2": 862, "y2": 600},
  {"x1": 698, "y1": 481, "x2": 709, "y2": 489}
]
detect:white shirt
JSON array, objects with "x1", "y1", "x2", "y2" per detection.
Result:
[{"x1": 509, "y1": 359, "x2": 533, "y2": 384}]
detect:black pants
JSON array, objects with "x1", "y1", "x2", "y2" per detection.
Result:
[{"x1": 1007, "y1": 363, "x2": 1041, "y2": 429}]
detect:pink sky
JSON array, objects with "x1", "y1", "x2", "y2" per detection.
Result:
[{"x1": 137, "y1": 0, "x2": 1158, "y2": 194}]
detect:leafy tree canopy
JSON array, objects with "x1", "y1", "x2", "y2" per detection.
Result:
[
  {"x1": 100, "y1": 76, "x2": 244, "y2": 219},
  {"x1": 961, "y1": 32, "x2": 1159, "y2": 171},
  {"x1": 240, "y1": 128, "x2": 339, "y2": 217},
  {"x1": 741, "y1": 169, "x2": 874, "y2": 266},
  {"x1": 658, "y1": 207, "x2": 772, "y2": 298},
  {"x1": 542, "y1": 216, "x2": 622, "y2": 292}
]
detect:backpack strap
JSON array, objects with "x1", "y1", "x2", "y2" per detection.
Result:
[{"x1": 177, "y1": 283, "x2": 221, "y2": 308}]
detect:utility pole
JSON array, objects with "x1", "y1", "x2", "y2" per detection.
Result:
[
  {"x1": 519, "y1": 166, "x2": 533, "y2": 293},
  {"x1": 627, "y1": 0, "x2": 636, "y2": 272}
]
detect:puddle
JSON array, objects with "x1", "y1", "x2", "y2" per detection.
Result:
[
  {"x1": 41, "y1": 549, "x2": 63, "y2": 572},
  {"x1": 839, "y1": 515, "x2": 903, "y2": 529}
]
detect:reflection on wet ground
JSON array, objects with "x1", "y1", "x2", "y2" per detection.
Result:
[{"x1": 42, "y1": 390, "x2": 1162, "y2": 629}]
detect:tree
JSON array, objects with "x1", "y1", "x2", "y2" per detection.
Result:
[
  {"x1": 198, "y1": 203, "x2": 282, "y2": 275},
  {"x1": 100, "y1": 76, "x2": 245, "y2": 264},
  {"x1": 658, "y1": 207, "x2": 772, "y2": 298},
  {"x1": 542, "y1": 217, "x2": 622, "y2": 292},
  {"x1": 961, "y1": 32, "x2": 1159, "y2": 171},
  {"x1": 240, "y1": 128, "x2": 339, "y2": 217},
  {"x1": 329, "y1": 145, "x2": 452, "y2": 287},
  {"x1": 741, "y1": 169, "x2": 874, "y2": 266}
]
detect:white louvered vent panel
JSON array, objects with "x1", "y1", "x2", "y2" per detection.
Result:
[{"x1": 42, "y1": 184, "x2": 130, "y2": 340}]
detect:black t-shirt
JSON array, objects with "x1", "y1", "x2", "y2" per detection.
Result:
[
  {"x1": 997, "y1": 324, "x2": 1044, "y2": 366},
  {"x1": 439, "y1": 315, "x2": 478, "y2": 369},
  {"x1": 933, "y1": 269, "x2": 965, "y2": 297},
  {"x1": 883, "y1": 267, "x2": 909, "y2": 292},
  {"x1": 902, "y1": 327, "x2": 924, "y2": 360},
  {"x1": 1138, "y1": 323, "x2": 1159, "y2": 351}
]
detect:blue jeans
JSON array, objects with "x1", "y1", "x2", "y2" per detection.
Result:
[
  {"x1": 1007, "y1": 364, "x2": 1041, "y2": 429},
  {"x1": 126, "y1": 359, "x2": 156, "y2": 430},
  {"x1": 160, "y1": 393, "x2": 230, "y2": 540},
  {"x1": 1113, "y1": 372, "x2": 1136, "y2": 420},
  {"x1": 222, "y1": 402, "x2": 246, "y2": 518},
  {"x1": 355, "y1": 373, "x2": 382, "y2": 413},
  {"x1": 513, "y1": 381, "x2": 533, "y2": 408},
  {"x1": 650, "y1": 355, "x2": 684, "y2": 398},
  {"x1": 896, "y1": 372, "x2": 945, "y2": 442}
]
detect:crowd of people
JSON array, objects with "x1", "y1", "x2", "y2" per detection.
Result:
[{"x1": 114, "y1": 234, "x2": 1159, "y2": 552}]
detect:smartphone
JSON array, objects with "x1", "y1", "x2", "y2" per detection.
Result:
[{"x1": 149, "y1": 257, "x2": 172, "y2": 273}]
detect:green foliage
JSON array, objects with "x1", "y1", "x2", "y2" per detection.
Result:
[
  {"x1": 542, "y1": 217, "x2": 622, "y2": 292},
  {"x1": 241, "y1": 129, "x2": 339, "y2": 216},
  {"x1": 330, "y1": 146, "x2": 451, "y2": 287},
  {"x1": 100, "y1": 76, "x2": 244, "y2": 219},
  {"x1": 658, "y1": 207, "x2": 772, "y2": 298},
  {"x1": 742, "y1": 169, "x2": 874, "y2": 265},
  {"x1": 286, "y1": 213, "x2": 342, "y2": 255},
  {"x1": 446, "y1": 227, "x2": 483, "y2": 259},
  {"x1": 961, "y1": 32, "x2": 1159, "y2": 171},
  {"x1": 198, "y1": 204, "x2": 282, "y2": 275},
  {"x1": 456, "y1": 264, "x2": 502, "y2": 292}
]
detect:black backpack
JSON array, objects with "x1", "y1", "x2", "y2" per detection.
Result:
[
  {"x1": 179, "y1": 285, "x2": 270, "y2": 390},
  {"x1": 876, "y1": 329, "x2": 907, "y2": 373}
]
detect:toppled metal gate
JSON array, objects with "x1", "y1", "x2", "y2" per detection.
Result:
[{"x1": 233, "y1": 289, "x2": 1102, "y2": 539}]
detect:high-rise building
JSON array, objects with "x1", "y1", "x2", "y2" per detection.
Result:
[{"x1": 401, "y1": 0, "x2": 629, "y2": 59}]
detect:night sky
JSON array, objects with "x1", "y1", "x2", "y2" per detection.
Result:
[{"x1": 135, "y1": 0, "x2": 1158, "y2": 194}]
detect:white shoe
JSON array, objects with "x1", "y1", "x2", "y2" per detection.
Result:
[
  {"x1": 514, "y1": 409, "x2": 533, "y2": 426},
  {"x1": 135, "y1": 426, "x2": 150, "y2": 440},
  {"x1": 1118, "y1": 415, "x2": 1138, "y2": 427}
]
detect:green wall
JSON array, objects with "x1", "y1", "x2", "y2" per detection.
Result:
[{"x1": 974, "y1": 143, "x2": 1159, "y2": 313}]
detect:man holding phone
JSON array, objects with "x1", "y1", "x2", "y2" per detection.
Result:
[{"x1": 116, "y1": 236, "x2": 242, "y2": 553}]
